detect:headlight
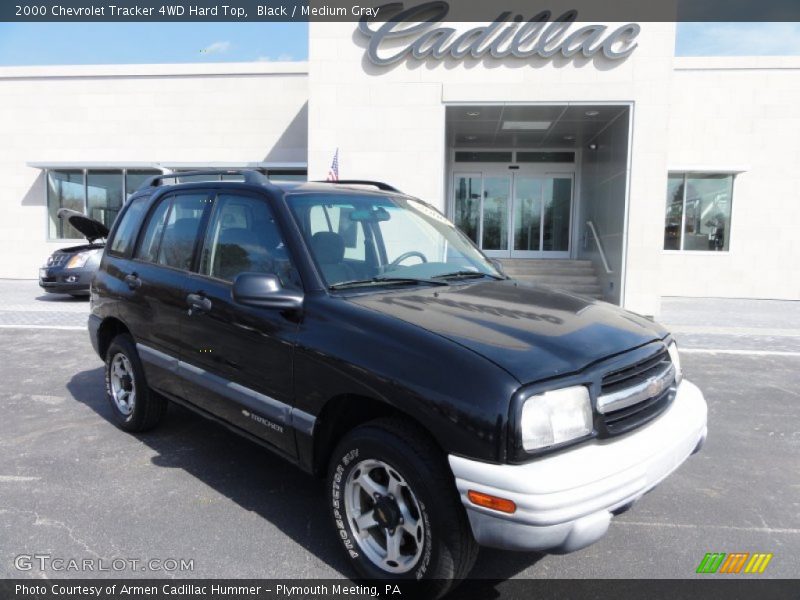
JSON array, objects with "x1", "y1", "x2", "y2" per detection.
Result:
[
  {"x1": 667, "y1": 341, "x2": 683, "y2": 385},
  {"x1": 65, "y1": 249, "x2": 100, "y2": 269},
  {"x1": 520, "y1": 386, "x2": 593, "y2": 451}
]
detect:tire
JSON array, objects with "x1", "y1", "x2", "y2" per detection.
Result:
[
  {"x1": 327, "y1": 418, "x2": 478, "y2": 599},
  {"x1": 104, "y1": 333, "x2": 166, "y2": 432}
]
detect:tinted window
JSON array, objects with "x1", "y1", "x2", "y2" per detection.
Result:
[
  {"x1": 454, "y1": 151, "x2": 513, "y2": 163},
  {"x1": 109, "y1": 196, "x2": 149, "y2": 256},
  {"x1": 156, "y1": 194, "x2": 208, "y2": 270},
  {"x1": 136, "y1": 197, "x2": 171, "y2": 263},
  {"x1": 47, "y1": 169, "x2": 85, "y2": 239},
  {"x1": 664, "y1": 173, "x2": 734, "y2": 252},
  {"x1": 516, "y1": 151, "x2": 575, "y2": 163},
  {"x1": 87, "y1": 170, "x2": 124, "y2": 229},
  {"x1": 199, "y1": 193, "x2": 301, "y2": 288},
  {"x1": 125, "y1": 169, "x2": 161, "y2": 198},
  {"x1": 136, "y1": 193, "x2": 208, "y2": 268}
]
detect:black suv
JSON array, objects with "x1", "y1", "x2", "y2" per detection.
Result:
[{"x1": 89, "y1": 171, "x2": 707, "y2": 597}]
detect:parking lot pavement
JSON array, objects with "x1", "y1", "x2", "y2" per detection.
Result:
[
  {"x1": 0, "y1": 283, "x2": 798, "y2": 581},
  {"x1": 660, "y1": 296, "x2": 800, "y2": 353},
  {"x1": 0, "y1": 279, "x2": 88, "y2": 329}
]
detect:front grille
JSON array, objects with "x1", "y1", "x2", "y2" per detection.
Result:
[
  {"x1": 598, "y1": 348, "x2": 675, "y2": 436},
  {"x1": 47, "y1": 253, "x2": 68, "y2": 267}
]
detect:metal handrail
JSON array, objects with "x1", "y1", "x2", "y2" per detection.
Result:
[{"x1": 585, "y1": 220, "x2": 613, "y2": 274}]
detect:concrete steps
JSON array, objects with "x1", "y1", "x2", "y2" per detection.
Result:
[{"x1": 498, "y1": 259, "x2": 604, "y2": 299}]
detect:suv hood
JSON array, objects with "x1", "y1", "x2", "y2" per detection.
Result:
[
  {"x1": 349, "y1": 280, "x2": 667, "y2": 384},
  {"x1": 57, "y1": 208, "x2": 109, "y2": 243}
]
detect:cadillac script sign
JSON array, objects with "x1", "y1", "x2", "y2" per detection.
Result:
[{"x1": 358, "y1": 1, "x2": 641, "y2": 66}]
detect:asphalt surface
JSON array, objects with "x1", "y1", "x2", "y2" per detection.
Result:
[{"x1": 0, "y1": 282, "x2": 798, "y2": 582}]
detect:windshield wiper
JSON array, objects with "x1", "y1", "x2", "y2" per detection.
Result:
[
  {"x1": 329, "y1": 277, "x2": 449, "y2": 290},
  {"x1": 432, "y1": 270, "x2": 504, "y2": 281}
]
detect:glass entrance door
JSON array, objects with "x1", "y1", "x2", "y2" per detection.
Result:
[
  {"x1": 453, "y1": 171, "x2": 573, "y2": 259},
  {"x1": 512, "y1": 175, "x2": 573, "y2": 258}
]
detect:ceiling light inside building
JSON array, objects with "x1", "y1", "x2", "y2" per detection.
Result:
[
  {"x1": 501, "y1": 120, "x2": 551, "y2": 131},
  {"x1": 466, "y1": 111, "x2": 481, "y2": 117},
  {"x1": 563, "y1": 135, "x2": 576, "y2": 141},
  {"x1": 585, "y1": 110, "x2": 601, "y2": 117},
  {"x1": 465, "y1": 135, "x2": 478, "y2": 140}
]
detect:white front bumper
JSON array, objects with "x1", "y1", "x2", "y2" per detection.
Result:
[{"x1": 449, "y1": 379, "x2": 708, "y2": 552}]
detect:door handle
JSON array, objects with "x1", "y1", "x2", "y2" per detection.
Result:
[
  {"x1": 124, "y1": 273, "x2": 141, "y2": 290},
  {"x1": 186, "y1": 292, "x2": 212, "y2": 316}
]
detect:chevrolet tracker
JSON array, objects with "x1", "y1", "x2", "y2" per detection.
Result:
[{"x1": 88, "y1": 171, "x2": 707, "y2": 598}]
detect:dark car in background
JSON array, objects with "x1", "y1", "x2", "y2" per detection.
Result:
[{"x1": 39, "y1": 209, "x2": 108, "y2": 296}]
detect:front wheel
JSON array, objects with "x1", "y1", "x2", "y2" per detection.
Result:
[
  {"x1": 327, "y1": 418, "x2": 478, "y2": 598},
  {"x1": 104, "y1": 333, "x2": 166, "y2": 432}
]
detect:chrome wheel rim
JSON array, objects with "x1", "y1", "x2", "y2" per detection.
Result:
[
  {"x1": 109, "y1": 353, "x2": 136, "y2": 416},
  {"x1": 343, "y1": 458, "x2": 425, "y2": 574}
]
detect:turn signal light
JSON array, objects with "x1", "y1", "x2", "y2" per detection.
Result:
[{"x1": 467, "y1": 490, "x2": 516, "y2": 514}]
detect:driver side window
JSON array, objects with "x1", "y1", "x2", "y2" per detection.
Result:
[{"x1": 199, "y1": 193, "x2": 301, "y2": 289}]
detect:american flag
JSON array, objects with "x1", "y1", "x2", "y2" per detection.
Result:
[{"x1": 326, "y1": 148, "x2": 339, "y2": 182}]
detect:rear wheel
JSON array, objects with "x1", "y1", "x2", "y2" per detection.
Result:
[
  {"x1": 104, "y1": 334, "x2": 166, "y2": 432},
  {"x1": 327, "y1": 418, "x2": 478, "y2": 598}
]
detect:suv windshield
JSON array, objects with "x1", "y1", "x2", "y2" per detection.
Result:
[{"x1": 287, "y1": 192, "x2": 502, "y2": 289}]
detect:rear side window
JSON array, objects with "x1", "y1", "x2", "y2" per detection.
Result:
[
  {"x1": 108, "y1": 196, "x2": 149, "y2": 256},
  {"x1": 156, "y1": 194, "x2": 207, "y2": 270},
  {"x1": 136, "y1": 198, "x2": 171, "y2": 263},
  {"x1": 136, "y1": 193, "x2": 209, "y2": 270}
]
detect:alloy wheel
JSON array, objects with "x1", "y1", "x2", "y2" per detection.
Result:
[
  {"x1": 109, "y1": 352, "x2": 136, "y2": 416},
  {"x1": 343, "y1": 458, "x2": 426, "y2": 574}
]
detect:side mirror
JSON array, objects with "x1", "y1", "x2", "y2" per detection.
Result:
[
  {"x1": 232, "y1": 273, "x2": 303, "y2": 311},
  {"x1": 489, "y1": 258, "x2": 507, "y2": 277}
]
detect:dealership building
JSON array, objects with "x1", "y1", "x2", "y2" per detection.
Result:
[{"x1": 1, "y1": 18, "x2": 798, "y2": 316}]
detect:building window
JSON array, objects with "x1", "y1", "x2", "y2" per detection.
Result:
[
  {"x1": 126, "y1": 169, "x2": 160, "y2": 197},
  {"x1": 45, "y1": 167, "x2": 305, "y2": 240},
  {"x1": 664, "y1": 173, "x2": 734, "y2": 251},
  {"x1": 173, "y1": 169, "x2": 308, "y2": 184},
  {"x1": 47, "y1": 170, "x2": 85, "y2": 239},
  {"x1": 87, "y1": 170, "x2": 124, "y2": 230},
  {"x1": 46, "y1": 168, "x2": 161, "y2": 240},
  {"x1": 267, "y1": 170, "x2": 307, "y2": 181}
]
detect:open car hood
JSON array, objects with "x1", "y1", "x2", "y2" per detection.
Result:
[{"x1": 57, "y1": 208, "x2": 109, "y2": 243}]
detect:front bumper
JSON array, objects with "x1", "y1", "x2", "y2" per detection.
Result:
[
  {"x1": 449, "y1": 378, "x2": 707, "y2": 553},
  {"x1": 39, "y1": 266, "x2": 94, "y2": 294}
]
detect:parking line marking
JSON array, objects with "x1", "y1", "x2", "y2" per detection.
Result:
[
  {"x1": 679, "y1": 348, "x2": 800, "y2": 357},
  {"x1": 0, "y1": 324, "x2": 85, "y2": 331},
  {"x1": 0, "y1": 475, "x2": 40, "y2": 482},
  {"x1": 617, "y1": 521, "x2": 800, "y2": 535}
]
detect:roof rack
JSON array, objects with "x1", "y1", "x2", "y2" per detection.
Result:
[
  {"x1": 137, "y1": 169, "x2": 270, "y2": 191},
  {"x1": 316, "y1": 180, "x2": 401, "y2": 193}
]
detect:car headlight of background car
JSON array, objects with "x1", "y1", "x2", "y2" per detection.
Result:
[
  {"x1": 520, "y1": 386, "x2": 594, "y2": 451},
  {"x1": 65, "y1": 249, "x2": 101, "y2": 269}
]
